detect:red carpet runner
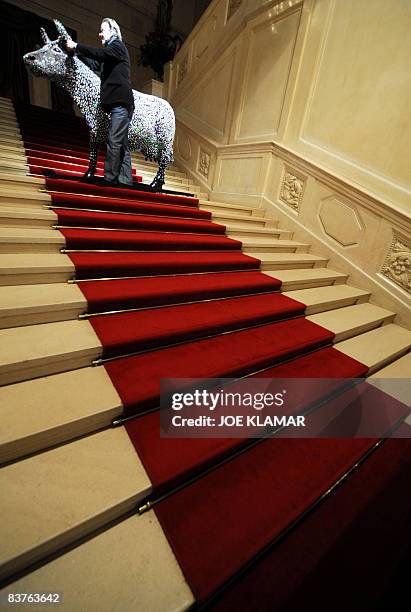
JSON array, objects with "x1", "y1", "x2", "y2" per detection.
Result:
[{"x1": 16, "y1": 102, "x2": 410, "y2": 610}]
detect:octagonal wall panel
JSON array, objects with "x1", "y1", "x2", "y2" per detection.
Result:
[{"x1": 319, "y1": 197, "x2": 363, "y2": 247}]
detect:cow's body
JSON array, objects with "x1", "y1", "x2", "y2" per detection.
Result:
[{"x1": 23, "y1": 21, "x2": 175, "y2": 190}]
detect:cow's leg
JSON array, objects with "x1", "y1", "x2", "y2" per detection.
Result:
[
  {"x1": 150, "y1": 161, "x2": 165, "y2": 192},
  {"x1": 83, "y1": 140, "x2": 99, "y2": 180}
]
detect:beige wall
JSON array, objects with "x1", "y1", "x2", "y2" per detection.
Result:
[{"x1": 165, "y1": 0, "x2": 411, "y2": 324}]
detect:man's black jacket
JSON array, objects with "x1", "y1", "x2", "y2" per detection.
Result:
[{"x1": 76, "y1": 36, "x2": 134, "y2": 112}]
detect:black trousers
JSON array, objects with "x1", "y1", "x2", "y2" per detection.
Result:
[{"x1": 104, "y1": 105, "x2": 132, "y2": 185}]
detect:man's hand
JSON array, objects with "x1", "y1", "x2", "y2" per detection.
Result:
[{"x1": 65, "y1": 37, "x2": 77, "y2": 51}]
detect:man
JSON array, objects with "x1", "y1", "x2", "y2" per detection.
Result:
[{"x1": 65, "y1": 19, "x2": 134, "y2": 186}]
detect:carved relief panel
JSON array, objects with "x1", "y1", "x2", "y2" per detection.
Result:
[
  {"x1": 381, "y1": 234, "x2": 411, "y2": 294},
  {"x1": 279, "y1": 169, "x2": 306, "y2": 212}
]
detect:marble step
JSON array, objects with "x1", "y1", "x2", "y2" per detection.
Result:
[
  {"x1": 0, "y1": 124, "x2": 21, "y2": 136},
  {"x1": 4, "y1": 509, "x2": 194, "y2": 612},
  {"x1": 368, "y1": 353, "x2": 411, "y2": 411},
  {"x1": 200, "y1": 200, "x2": 265, "y2": 216},
  {"x1": 254, "y1": 252, "x2": 328, "y2": 270},
  {"x1": 0, "y1": 189, "x2": 50, "y2": 207},
  {"x1": 227, "y1": 227, "x2": 293, "y2": 239},
  {"x1": 308, "y1": 303, "x2": 396, "y2": 342},
  {"x1": 0, "y1": 427, "x2": 152, "y2": 581},
  {"x1": 266, "y1": 268, "x2": 349, "y2": 290},
  {"x1": 0, "y1": 366, "x2": 122, "y2": 464},
  {"x1": 0, "y1": 172, "x2": 44, "y2": 188},
  {"x1": 0, "y1": 206, "x2": 57, "y2": 229},
  {"x1": 284, "y1": 284, "x2": 370, "y2": 314},
  {"x1": 241, "y1": 238, "x2": 309, "y2": 253},
  {"x1": 0, "y1": 253, "x2": 74, "y2": 286},
  {"x1": 0, "y1": 318, "x2": 102, "y2": 385},
  {"x1": 0, "y1": 282, "x2": 86, "y2": 329},
  {"x1": 0, "y1": 143, "x2": 25, "y2": 155},
  {"x1": 0, "y1": 227, "x2": 64, "y2": 253},
  {"x1": 335, "y1": 323, "x2": 411, "y2": 373},
  {"x1": 211, "y1": 211, "x2": 276, "y2": 227},
  {"x1": 0, "y1": 135, "x2": 23, "y2": 147}
]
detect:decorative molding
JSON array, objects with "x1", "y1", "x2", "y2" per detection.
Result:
[
  {"x1": 381, "y1": 234, "x2": 411, "y2": 294},
  {"x1": 176, "y1": 133, "x2": 192, "y2": 161},
  {"x1": 198, "y1": 148, "x2": 211, "y2": 178},
  {"x1": 279, "y1": 169, "x2": 305, "y2": 212},
  {"x1": 318, "y1": 197, "x2": 363, "y2": 247},
  {"x1": 178, "y1": 56, "x2": 188, "y2": 85},
  {"x1": 227, "y1": 0, "x2": 243, "y2": 22}
]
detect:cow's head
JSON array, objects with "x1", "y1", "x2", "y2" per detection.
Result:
[{"x1": 23, "y1": 20, "x2": 72, "y2": 80}]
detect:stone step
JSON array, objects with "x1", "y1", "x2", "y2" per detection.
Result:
[
  {"x1": 0, "y1": 253, "x2": 74, "y2": 286},
  {"x1": 284, "y1": 284, "x2": 370, "y2": 314},
  {"x1": 0, "y1": 282, "x2": 86, "y2": 329},
  {"x1": 308, "y1": 303, "x2": 396, "y2": 342},
  {"x1": 4, "y1": 509, "x2": 194, "y2": 611},
  {"x1": 254, "y1": 252, "x2": 328, "y2": 270},
  {"x1": 264, "y1": 268, "x2": 349, "y2": 290},
  {"x1": 368, "y1": 353, "x2": 411, "y2": 410},
  {"x1": 0, "y1": 189, "x2": 50, "y2": 207},
  {"x1": 0, "y1": 116, "x2": 16, "y2": 125},
  {"x1": 0, "y1": 206, "x2": 57, "y2": 228},
  {"x1": 241, "y1": 238, "x2": 309, "y2": 254},
  {"x1": 0, "y1": 366, "x2": 122, "y2": 463},
  {"x1": 211, "y1": 211, "x2": 276, "y2": 227},
  {"x1": 227, "y1": 227, "x2": 293, "y2": 239},
  {"x1": 0, "y1": 172, "x2": 44, "y2": 188},
  {"x1": 0, "y1": 135, "x2": 23, "y2": 147},
  {"x1": 0, "y1": 147, "x2": 26, "y2": 159},
  {"x1": 138, "y1": 169, "x2": 192, "y2": 184},
  {"x1": 335, "y1": 323, "x2": 411, "y2": 373},
  {"x1": 0, "y1": 319, "x2": 102, "y2": 385},
  {"x1": 200, "y1": 200, "x2": 265, "y2": 217},
  {"x1": 0, "y1": 227, "x2": 64, "y2": 253},
  {"x1": 0, "y1": 157, "x2": 27, "y2": 169},
  {"x1": 0, "y1": 427, "x2": 152, "y2": 581},
  {"x1": 0, "y1": 124, "x2": 21, "y2": 136},
  {"x1": 138, "y1": 166, "x2": 191, "y2": 180}
]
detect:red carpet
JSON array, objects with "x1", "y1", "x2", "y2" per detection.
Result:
[
  {"x1": 46, "y1": 178, "x2": 199, "y2": 206},
  {"x1": 69, "y1": 251, "x2": 261, "y2": 278},
  {"x1": 208, "y1": 436, "x2": 411, "y2": 612},
  {"x1": 49, "y1": 192, "x2": 211, "y2": 219},
  {"x1": 61, "y1": 228, "x2": 242, "y2": 251},
  {"x1": 105, "y1": 317, "x2": 334, "y2": 415},
  {"x1": 27, "y1": 156, "x2": 138, "y2": 175},
  {"x1": 154, "y1": 436, "x2": 377, "y2": 602},
  {"x1": 53, "y1": 208, "x2": 225, "y2": 234},
  {"x1": 125, "y1": 346, "x2": 368, "y2": 491},
  {"x1": 78, "y1": 271, "x2": 282, "y2": 313},
  {"x1": 90, "y1": 293, "x2": 305, "y2": 357}
]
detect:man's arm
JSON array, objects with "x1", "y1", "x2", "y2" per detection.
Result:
[
  {"x1": 74, "y1": 40, "x2": 126, "y2": 62},
  {"x1": 78, "y1": 54, "x2": 101, "y2": 75}
]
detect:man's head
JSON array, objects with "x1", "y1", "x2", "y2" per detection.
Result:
[{"x1": 99, "y1": 18, "x2": 122, "y2": 44}]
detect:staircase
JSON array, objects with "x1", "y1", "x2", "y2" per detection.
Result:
[{"x1": 1, "y1": 97, "x2": 410, "y2": 609}]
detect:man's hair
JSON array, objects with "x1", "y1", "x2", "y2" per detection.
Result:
[{"x1": 102, "y1": 18, "x2": 123, "y2": 41}]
